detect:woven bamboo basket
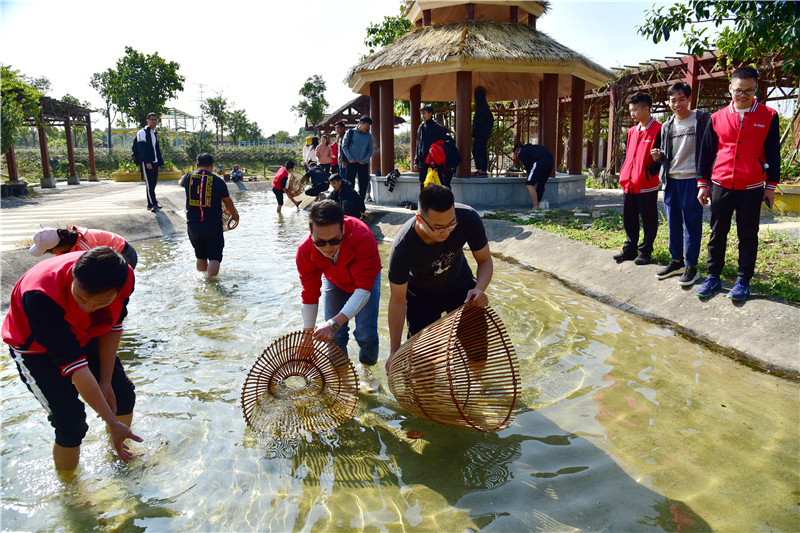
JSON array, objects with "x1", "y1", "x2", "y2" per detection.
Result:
[
  {"x1": 241, "y1": 331, "x2": 358, "y2": 437},
  {"x1": 221, "y1": 205, "x2": 238, "y2": 231},
  {"x1": 285, "y1": 173, "x2": 305, "y2": 198},
  {"x1": 387, "y1": 304, "x2": 520, "y2": 432}
]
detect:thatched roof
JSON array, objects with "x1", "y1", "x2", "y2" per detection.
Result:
[
  {"x1": 347, "y1": 20, "x2": 613, "y2": 101},
  {"x1": 405, "y1": 1, "x2": 549, "y2": 26}
]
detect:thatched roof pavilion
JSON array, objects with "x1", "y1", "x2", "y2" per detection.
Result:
[{"x1": 345, "y1": 0, "x2": 613, "y2": 178}]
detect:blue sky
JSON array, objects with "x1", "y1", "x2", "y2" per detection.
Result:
[{"x1": 1, "y1": 1, "x2": 684, "y2": 135}]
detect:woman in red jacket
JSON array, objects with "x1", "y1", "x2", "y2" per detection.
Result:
[{"x1": 30, "y1": 226, "x2": 138, "y2": 268}]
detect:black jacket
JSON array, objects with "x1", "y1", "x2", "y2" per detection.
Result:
[
  {"x1": 654, "y1": 110, "x2": 711, "y2": 180},
  {"x1": 415, "y1": 119, "x2": 447, "y2": 166},
  {"x1": 518, "y1": 144, "x2": 554, "y2": 175},
  {"x1": 329, "y1": 181, "x2": 365, "y2": 213},
  {"x1": 136, "y1": 126, "x2": 163, "y2": 166},
  {"x1": 472, "y1": 90, "x2": 494, "y2": 139}
]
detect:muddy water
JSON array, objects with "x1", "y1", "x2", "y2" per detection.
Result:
[{"x1": 1, "y1": 191, "x2": 797, "y2": 531}]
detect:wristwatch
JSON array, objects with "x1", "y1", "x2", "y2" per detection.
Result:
[{"x1": 327, "y1": 319, "x2": 340, "y2": 332}]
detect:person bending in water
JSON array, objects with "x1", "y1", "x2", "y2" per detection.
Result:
[
  {"x1": 2, "y1": 247, "x2": 142, "y2": 471},
  {"x1": 29, "y1": 226, "x2": 138, "y2": 268},
  {"x1": 296, "y1": 200, "x2": 382, "y2": 392}
]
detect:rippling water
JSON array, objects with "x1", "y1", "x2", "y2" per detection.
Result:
[{"x1": 1, "y1": 191, "x2": 798, "y2": 531}]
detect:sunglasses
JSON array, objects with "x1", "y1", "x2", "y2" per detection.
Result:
[{"x1": 312, "y1": 236, "x2": 343, "y2": 247}]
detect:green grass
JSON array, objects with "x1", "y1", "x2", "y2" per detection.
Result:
[{"x1": 485, "y1": 208, "x2": 800, "y2": 304}]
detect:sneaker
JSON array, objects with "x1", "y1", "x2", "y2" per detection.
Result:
[
  {"x1": 613, "y1": 251, "x2": 635, "y2": 263},
  {"x1": 696, "y1": 276, "x2": 721, "y2": 298},
  {"x1": 358, "y1": 364, "x2": 380, "y2": 393},
  {"x1": 727, "y1": 278, "x2": 750, "y2": 301},
  {"x1": 678, "y1": 265, "x2": 699, "y2": 286},
  {"x1": 151, "y1": 205, "x2": 161, "y2": 212},
  {"x1": 657, "y1": 260, "x2": 685, "y2": 279},
  {"x1": 634, "y1": 253, "x2": 651, "y2": 266},
  {"x1": 147, "y1": 206, "x2": 153, "y2": 211}
]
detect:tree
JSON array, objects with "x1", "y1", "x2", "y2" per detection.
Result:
[
  {"x1": 201, "y1": 94, "x2": 229, "y2": 144},
  {"x1": 108, "y1": 46, "x2": 185, "y2": 127},
  {"x1": 291, "y1": 75, "x2": 328, "y2": 128},
  {"x1": 246, "y1": 121, "x2": 263, "y2": 143},
  {"x1": 228, "y1": 109, "x2": 250, "y2": 144},
  {"x1": 90, "y1": 69, "x2": 119, "y2": 151},
  {"x1": 638, "y1": 1, "x2": 800, "y2": 76},
  {"x1": 271, "y1": 130, "x2": 291, "y2": 144},
  {"x1": 183, "y1": 132, "x2": 213, "y2": 163},
  {"x1": 1, "y1": 66, "x2": 42, "y2": 155},
  {"x1": 363, "y1": 2, "x2": 412, "y2": 56}
]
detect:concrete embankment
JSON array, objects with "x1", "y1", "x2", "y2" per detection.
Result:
[{"x1": 2, "y1": 181, "x2": 797, "y2": 378}]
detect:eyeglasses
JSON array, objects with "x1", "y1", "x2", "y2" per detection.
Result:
[
  {"x1": 312, "y1": 236, "x2": 343, "y2": 247},
  {"x1": 731, "y1": 88, "x2": 756, "y2": 96},
  {"x1": 418, "y1": 214, "x2": 458, "y2": 233}
]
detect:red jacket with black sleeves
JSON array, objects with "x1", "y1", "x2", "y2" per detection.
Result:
[
  {"x1": 296, "y1": 216, "x2": 382, "y2": 304},
  {"x1": 619, "y1": 118, "x2": 662, "y2": 194},
  {"x1": 699, "y1": 99, "x2": 780, "y2": 191},
  {"x1": 2, "y1": 252, "x2": 134, "y2": 376}
]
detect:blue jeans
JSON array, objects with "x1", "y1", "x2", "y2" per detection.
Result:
[
  {"x1": 664, "y1": 177, "x2": 703, "y2": 266},
  {"x1": 322, "y1": 272, "x2": 381, "y2": 366}
]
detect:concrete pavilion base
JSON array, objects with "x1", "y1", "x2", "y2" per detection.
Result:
[{"x1": 370, "y1": 172, "x2": 587, "y2": 210}]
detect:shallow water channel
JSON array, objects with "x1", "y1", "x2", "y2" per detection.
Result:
[{"x1": 2, "y1": 191, "x2": 798, "y2": 532}]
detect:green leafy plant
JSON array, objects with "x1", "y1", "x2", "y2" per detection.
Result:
[{"x1": 117, "y1": 160, "x2": 138, "y2": 172}]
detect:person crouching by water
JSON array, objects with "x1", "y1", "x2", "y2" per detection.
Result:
[
  {"x1": 178, "y1": 152, "x2": 239, "y2": 278},
  {"x1": 2, "y1": 247, "x2": 143, "y2": 471},
  {"x1": 272, "y1": 160, "x2": 302, "y2": 213},
  {"x1": 328, "y1": 173, "x2": 365, "y2": 219},
  {"x1": 296, "y1": 200, "x2": 382, "y2": 392},
  {"x1": 30, "y1": 226, "x2": 138, "y2": 268}
]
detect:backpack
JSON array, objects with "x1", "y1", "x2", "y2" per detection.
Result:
[
  {"x1": 131, "y1": 135, "x2": 142, "y2": 164},
  {"x1": 443, "y1": 135, "x2": 461, "y2": 170}
]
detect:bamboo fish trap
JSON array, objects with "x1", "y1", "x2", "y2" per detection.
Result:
[
  {"x1": 221, "y1": 205, "x2": 238, "y2": 231},
  {"x1": 387, "y1": 304, "x2": 520, "y2": 432},
  {"x1": 241, "y1": 331, "x2": 358, "y2": 437}
]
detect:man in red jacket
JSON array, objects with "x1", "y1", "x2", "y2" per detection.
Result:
[
  {"x1": 614, "y1": 92, "x2": 662, "y2": 265},
  {"x1": 696, "y1": 66, "x2": 780, "y2": 301},
  {"x1": 2, "y1": 247, "x2": 142, "y2": 471},
  {"x1": 296, "y1": 200, "x2": 382, "y2": 392}
]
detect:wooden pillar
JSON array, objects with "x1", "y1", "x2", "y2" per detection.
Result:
[
  {"x1": 380, "y1": 79, "x2": 394, "y2": 176},
  {"x1": 5, "y1": 145, "x2": 19, "y2": 181},
  {"x1": 592, "y1": 109, "x2": 601, "y2": 168},
  {"x1": 456, "y1": 71, "x2": 472, "y2": 177},
  {"x1": 510, "y1": 6, "x2": 519, "y2": 22},
  {"x1": 422, "y1": 9, "x2": 431, "y2": 26},
  {"x1": 606, "y1": 83, "x2": 618, "y2": 173},
  {"x1": 38, "y1": 122, "x2": 55, "y2": 188},
  {"x1": 466, "y1": 3, "x2": 475, "y2": 20},
  {"x1": 369, "y1": 82, "x2": 381, "y2": 174},
  {"x1": 540, "y1": 74, "x2": 558, "y2": 177},
  {"x1": 85, "y1": 114, "x2": 98, "y2": 181},
  {"x1": 684, "y1": 55, "x2": 700, "y2": 110},
  {"x1": 568, "y1": 76, "x2": 585, "y2": 175},
  {"x1": 410, "y1": 84, "x2": 421, "y2": 173},
  {"x1": 528, "y1": 14, "x2": 536, "y2": 28},
  {"x1": 64, "y1": 117, "x2": 79, "y2": 185}
]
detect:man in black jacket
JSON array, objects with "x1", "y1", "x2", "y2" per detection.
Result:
[
  {"x1": 328, "y1": 174, "x2": 365, "y2": 218},
  {"x1": 414, "y1": 105, "x2": 447, "y2": 190},
  {"x1": 471, "y1": 87, "x2": 493, "y2": 177},
  {"x1": 136, "y1": 113, "x2": 164, "y2": 212}
]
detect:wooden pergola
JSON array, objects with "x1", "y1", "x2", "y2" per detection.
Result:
[
  {"x1": 346, "y1": 0, "x2": 613, "y2": 178},
  {"x1": 309, "y1": 94, "x2": 406, "y2": 137},
  {"x1": 4, "y1": 96, "x2": 98, "y2": 187}
]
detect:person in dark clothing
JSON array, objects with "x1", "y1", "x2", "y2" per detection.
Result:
[
  {"x1": 328, "y1": 174, "x2": 365, "y2": 218},
  {"x1": 471, "y1": 87, "x2": 493, "y2": 177},
  {"x1": 414, "y1": 105, "x2": 448, "y2": 190},
  {"x1": 304, "y1": 164, "x2": 331, "y2": 198},
  {"x1": 514, "y1": 143, "x2": 554, "y2": 210},
  {"x1": 178, "y1": 153, "x2": 239, "y2": 278},
  {"x1": 135, "y1": 113, "x2": 164, "y2": 211},
  {"x1": 342, "y1": 116, "x2": 374, "y2": 201}
]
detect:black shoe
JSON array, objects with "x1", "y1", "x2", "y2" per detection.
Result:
[
  {"x1": 634, "y1": 253, "x2": 651, "y2": 265},
  {"x1": 656, "y1": 260, "x2": 685, "y2": 279},
  {"x1": 613, "y1": 251, "x2": 635, "y2": 263},
  {"x1": 678, "y1": 265, "x2": 699, "y2": 286},
  {"x1": 151, "y1": 205, "x2": 161, "y2": 212}
]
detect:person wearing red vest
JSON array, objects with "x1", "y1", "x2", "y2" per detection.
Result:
[
  {"x1": 614, "y1": 92, "x2": 662, "y2": 265},
  {"x1": 2, "y1": 248, "x2": 142, "y2": 471},
  {"x1": 696, "y1": 66, "x2": 780, "y2": 301},
  {"x1": 296, "y1": 200, "x2": 382, "y2": 392},
  {"x1": 29, "y1": 225, "x2": 138, "y2": 268}
]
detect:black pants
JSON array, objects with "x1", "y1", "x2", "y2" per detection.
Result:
[
  {"x1": 622, "y1": 190, "x2": 659, "y2": 256},
  {"x1": 472, "y1": 136, "x2": 489, "y2": 172},
  {"x1": 141, "y1": 163, "x2": 159, "y2": 208},
  {"x1": 305, "y1": 183, "x2": 329, "y2": 197},
  {"x1": 707, "y1": 185, "x2": 763, "y2": 281},
  {"x1": 341, "y1": 199, "x2": 362, "y2": 218},
  {"x1": 346, "y1": 162, "x2": 370, "y2": 201}
]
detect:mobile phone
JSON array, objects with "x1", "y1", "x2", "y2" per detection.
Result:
[{"x1": 763, "y1": 197, "x2": 772, "y2": 209}]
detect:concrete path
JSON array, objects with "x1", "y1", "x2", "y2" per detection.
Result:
[{"x1": 2, "y1": 180, "x2": 798, "y2": 378}]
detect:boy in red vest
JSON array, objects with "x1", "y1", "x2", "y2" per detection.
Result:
[
  {"x1": 614, "y1": 93, "x2": 662, "y2": 265},
  {"x1": 2, "y1": 247, "x2": 142, "y2": 471},
  {"x1": 696, "y1": 66, "x2": 780, "y2": 301}
]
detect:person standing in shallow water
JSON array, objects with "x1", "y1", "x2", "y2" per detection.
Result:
[
  {"x1": 2, "y1": 247, "x2": 143, "y2": 471},
  {"x1": 178, "y1": 152, "x2": 239, "y2": 278}
]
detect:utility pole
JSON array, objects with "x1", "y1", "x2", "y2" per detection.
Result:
[{"x1": 196, "y1": 82, "x2": 207, "y2": 143}]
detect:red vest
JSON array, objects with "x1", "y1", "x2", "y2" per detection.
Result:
[
  {"x1": 70, "y1": 226, "x2": 127, "y2": 253},
  {"x1": 2, "y1": 252, "x2": 134, "y2": 353},
  {"x1": 619, "y1": 118, "x2": 662, "y2": 193},
  {"x1": 707, "y1": 101, "x2": 777, "y2": 190}
]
